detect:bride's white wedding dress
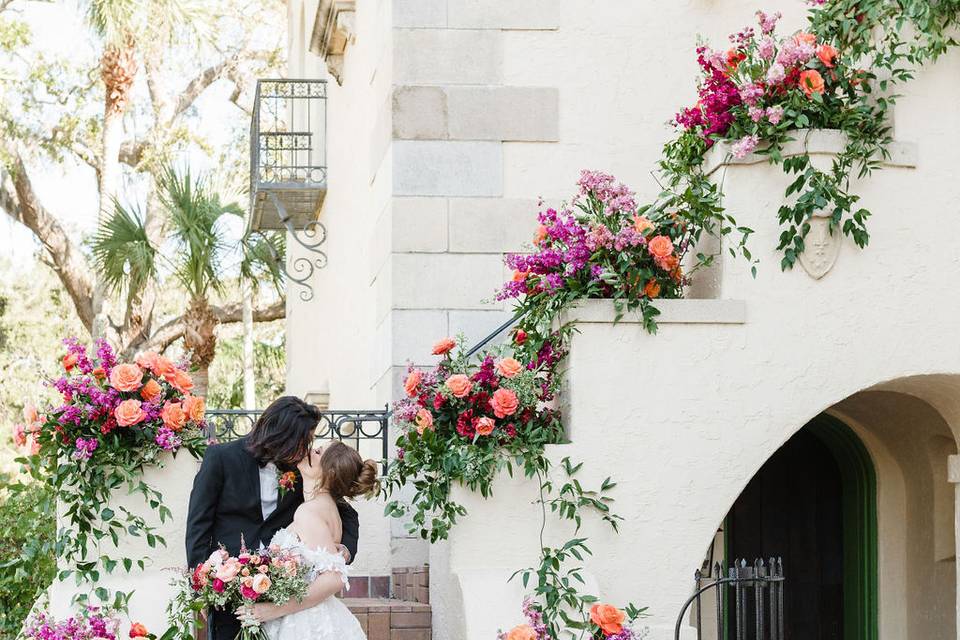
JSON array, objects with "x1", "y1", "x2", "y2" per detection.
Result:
[{"x1": 263, "y1": 528, "x2": 367, "y2": 640}]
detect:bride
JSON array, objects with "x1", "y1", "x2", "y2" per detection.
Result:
[{"x1": 239, "y1": 441, "x2": 379, "y2": 640}]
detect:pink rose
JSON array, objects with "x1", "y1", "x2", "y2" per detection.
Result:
[
  {"x1": 109, "y1": 363, "x2": 144, "y2": 392},
  {"x1": 252, "y1": 573, "x2": 272, "y2": 594},
  {"x1": 13, "y1": 423, "x2": 26, "y2": 448},
  {"x1": 445, "y1": 374, "x2": 473, "y2": 398},
  {"x1": 241, "y1": 585, "x2": 259, "y2": 600},
  {"x1": 211, "y1": 578, "x2": 225, "y2": 593},
  {"x1": 490, "y1": 388, "x2": 519, "y2": 419},
  {"x1": 496, "y1": 357, "x2": 523, "y2": 379},
  {"x1": 216, "y1": 559, "x2": 241, "y2": 583},
  {"x1": 22, "y1": 405, "x2": 39, "y2": 424},
  {"x1": 404, "y1": 370, "x2": 422, "y2": 398},
  {"x1": 238, "y1": 552, "x2": 251, "y2": 565},
  {"x1": 115, "y1": 399, "x2": 146, "y2": 427}
]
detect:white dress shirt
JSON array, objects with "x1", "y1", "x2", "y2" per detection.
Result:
[{"x1": 259, "y1": 462, "x2": 279, "y2": 520}]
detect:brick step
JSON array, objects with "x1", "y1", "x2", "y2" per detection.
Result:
[{"x1": 345, "y1": 598, "x2": 431, "y2": 640}]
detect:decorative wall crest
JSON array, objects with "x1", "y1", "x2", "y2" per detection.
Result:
[{"x1": 798, "y1": 210, "x2": 841, "y2": 279}]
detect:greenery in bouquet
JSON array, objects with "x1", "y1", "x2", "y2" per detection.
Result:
[
  {"x1": 165, "y1": 542, "x2": 311, "y2": 640},
  {"x1": 13, "y1": 338, "x2": 207, "y2": 594}
]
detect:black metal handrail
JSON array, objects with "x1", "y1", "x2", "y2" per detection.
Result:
[
  {"x1": 675, "y1": 558, "x2": 785, "y2": 640},
  {"x1": 205, "y1": 407, "x2": 390, "y2": 469}
]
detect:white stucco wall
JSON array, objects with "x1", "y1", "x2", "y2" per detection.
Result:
[{"x1": 281, "y1": 2, "x2": 960, "y2": 636}]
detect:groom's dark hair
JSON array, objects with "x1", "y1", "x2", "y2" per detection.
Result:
[{"x1": 246, "y1": 396, "x2": 320, "y2": 466}]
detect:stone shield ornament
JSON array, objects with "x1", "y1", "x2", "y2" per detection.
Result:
[{"x1": 798, "y1": 213, "x2": 841, "y2": 279}]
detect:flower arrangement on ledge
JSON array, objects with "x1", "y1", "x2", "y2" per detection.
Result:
[
  {"x1": 22, "y1": 605, "x2": 157, "y2": 640},
  {"x1": 499, "y1": 170, "x2": 693, "y2": 337},
  {"x1": 15, "y1": 338, "x2": 207, "y2": 602},
  {"x1": 661, "y1": 1, "x2": 960, "y2": 270}
]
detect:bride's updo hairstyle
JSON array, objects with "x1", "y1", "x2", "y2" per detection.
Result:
[{"x1": 319, "y1": 441, "x2": 379, "y2": 499}]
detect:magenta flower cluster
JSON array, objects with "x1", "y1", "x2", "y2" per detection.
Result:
[
  {"x1": 72, "y1": 437, "x2": 99, "y2": 460},
  {"x1": 155, "y1": 426, "x2": 183, "y2": 451},
  {"x1": 22, "y1": 608, "x2": 118, "y2": 640},
  {"x1": 675, "y1": 46, "x2": 742, "y2": 143}
]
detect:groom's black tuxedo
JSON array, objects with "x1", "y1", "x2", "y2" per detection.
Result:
[{"x1": 185, "y1": 437, "x2": 359, "y2": 640}]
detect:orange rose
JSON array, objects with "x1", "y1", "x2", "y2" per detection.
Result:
[
  {"x1": 182, "y1": 394, "x2": 205, "y2": 422},
  {"x1": 431, "y1": 337, "x2": 457, "y2": 356},
  {"x1": 794, "y1": 31, "x2": 817, "y2": 46},
  {"x1": 799, "y1": 69, "x2": 825, "y2": 96},
  {"x1": 115, "y1": 399, "x2": 146, "y2": 427},
  {"x1": 475, "y1": 416, "x2": 495, "y2": 436},
  {"x1": 647, "y1": 235, "x2": 674, "y2": 260},
  {"x1": 92, "y1": 367, "x2": 106, "y2": 380},
  {"x1": 489, "y1": 388, "x2": 519, "y2": 418},
  {"x1": 512, "y1": 270, "x2": 529, "y2": 283},
  {"x1": 169, "y1": 369, "x2": 194, "y2": 394},
  {"x1": 152, "y1": 355, "x2": 176, "y2": 380},
  {"x1": 632, "y1": 215, "x2": 654, "y2": 235},
  {"x1": 63, "y1": 352, "x2": 78, "y2": 371},
  {"x1": 445, "y1": 374, "x2": 473, "y2": 398},
  {"x1": 140, "y1": 378, "x2": 163, "y2": 402},
  {"x1": 161, "y1": 402, "x2": 187, "y2": 432},
  {"x1": 109, "y1": 363, "x2": 144, "y2": 392},
  {"x1": 414, "y1": 408, "x2": 434, "y2": 434},
  {"x1": 129, "y1": 622, "x2": 149, "y2": 638},
  {"x1": 496, "y1": 357, "x2": 523, "y2": 379},
  {"x1": 817, "y1": 43, "x2": 838, "y2": 68},
  {"x1": 533, "y1": 225, "x2": 548, "y2": 245},
  {"x1": 404, "y1": 370, "x2": 422, "y2": 397},
  {"x1": 590, "y1": 603, "x2": 626, "y2": 636},
  {"x1": 643, "y1": 279, "x2": 661, "y2": 299},
  {"x1": 135, "y1": 351, "x2": 159, "y2": 370},
  {"x1": 506, "y1": 625, "x2": 537, "y2": 640}
]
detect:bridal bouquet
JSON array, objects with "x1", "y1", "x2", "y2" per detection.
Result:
[{"x1": 166, "y1": 541, "x2": 311, "y2": 640}]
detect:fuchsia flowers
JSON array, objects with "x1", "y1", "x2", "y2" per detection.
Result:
[{"x1": 22, "y1": 607, "x2": 119, "y2": 640}]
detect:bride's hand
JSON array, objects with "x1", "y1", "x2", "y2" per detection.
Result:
[{"x1": 237, "y1": 603, "x2": 282, "y2": 624}]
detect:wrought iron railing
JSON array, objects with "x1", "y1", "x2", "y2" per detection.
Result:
[
  {"x1": 205, "y1": 408, "x2": 390, "y2": 470},
  {"x1": 675, "y1": 559, "x2": 785, "y2": 640}
]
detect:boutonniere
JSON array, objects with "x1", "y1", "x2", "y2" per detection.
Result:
[{"x1": 278, "y1": 470, "x2": 298, "y2": 499}]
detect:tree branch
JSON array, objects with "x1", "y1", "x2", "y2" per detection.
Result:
[
  {"x1": 0, "y1": 153, "x2": 96, "y2": 331},
  {"x1": 137, "y1": 298, "x2": 285, "y2": 354},
  {"x1": 213, "y1": 298, "x2": 285, "y2": 324}
]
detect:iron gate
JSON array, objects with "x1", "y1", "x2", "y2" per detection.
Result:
[{"x1": 675, "y1": 558, "x2": 785, "y2": 640}]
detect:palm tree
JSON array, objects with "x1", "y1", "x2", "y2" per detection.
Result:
[{"x1": 93, "y1": 165, "x2": 284, "y2": 396}]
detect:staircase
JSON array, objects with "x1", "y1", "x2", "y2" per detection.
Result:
[{"x1": 342, "y1": 566, "x2": 431, "y2": 640}]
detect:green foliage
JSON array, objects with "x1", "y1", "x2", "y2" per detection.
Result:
[{"x1": 0, "y1": 478, "x2": 56, "y2": 637}]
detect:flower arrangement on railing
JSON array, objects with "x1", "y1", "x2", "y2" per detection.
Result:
[
  {"x1": 498, "y1": 170, "x2": 694, "y2": 338},
  {"x1": 384, "y1": 336, "x2": 566, "y2": 541},
  {"x1": 21, "y1": 606, "x2": 122, "y2": 640},
  {"x1": 15, "y1": 338, "x2": 207, "y2": 605},
  {"x1": 383, "y1": 338, "x2": 634, "y2": 638}
]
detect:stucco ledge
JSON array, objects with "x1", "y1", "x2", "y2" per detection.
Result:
[{"x1": 560, "y1": 298, "x2": 746, "y2": 325}]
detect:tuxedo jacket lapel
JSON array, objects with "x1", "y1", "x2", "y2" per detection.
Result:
[{"x1": 236, "y1": 437, "x2": 264, "y2": 523}]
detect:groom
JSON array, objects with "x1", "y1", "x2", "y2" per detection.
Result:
[{"x1": 186, "y1": 396, "x2": 360, "y2": 640}]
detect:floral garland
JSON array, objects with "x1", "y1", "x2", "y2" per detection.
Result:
[{"x1": 14, "y1": 338, "x2": 207, "y2": 605}]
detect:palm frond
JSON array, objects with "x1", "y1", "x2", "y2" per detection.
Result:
[
  {"x1": 91, "y1": 199, "x2": 157, "y2": 296},
  {"x1": 157, "y1": 164, "x2": 244, "y2": 300},
  {"x1": 240, "y1": 231, "x2": 285, "y2": 294},
  {"x1": 85, "y1": 0, "x2": 140, "y2": 42}
]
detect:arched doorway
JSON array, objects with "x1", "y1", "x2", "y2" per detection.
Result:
[{"x1": 725, "y1": 414, "x2": 877, "y2": 639}]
